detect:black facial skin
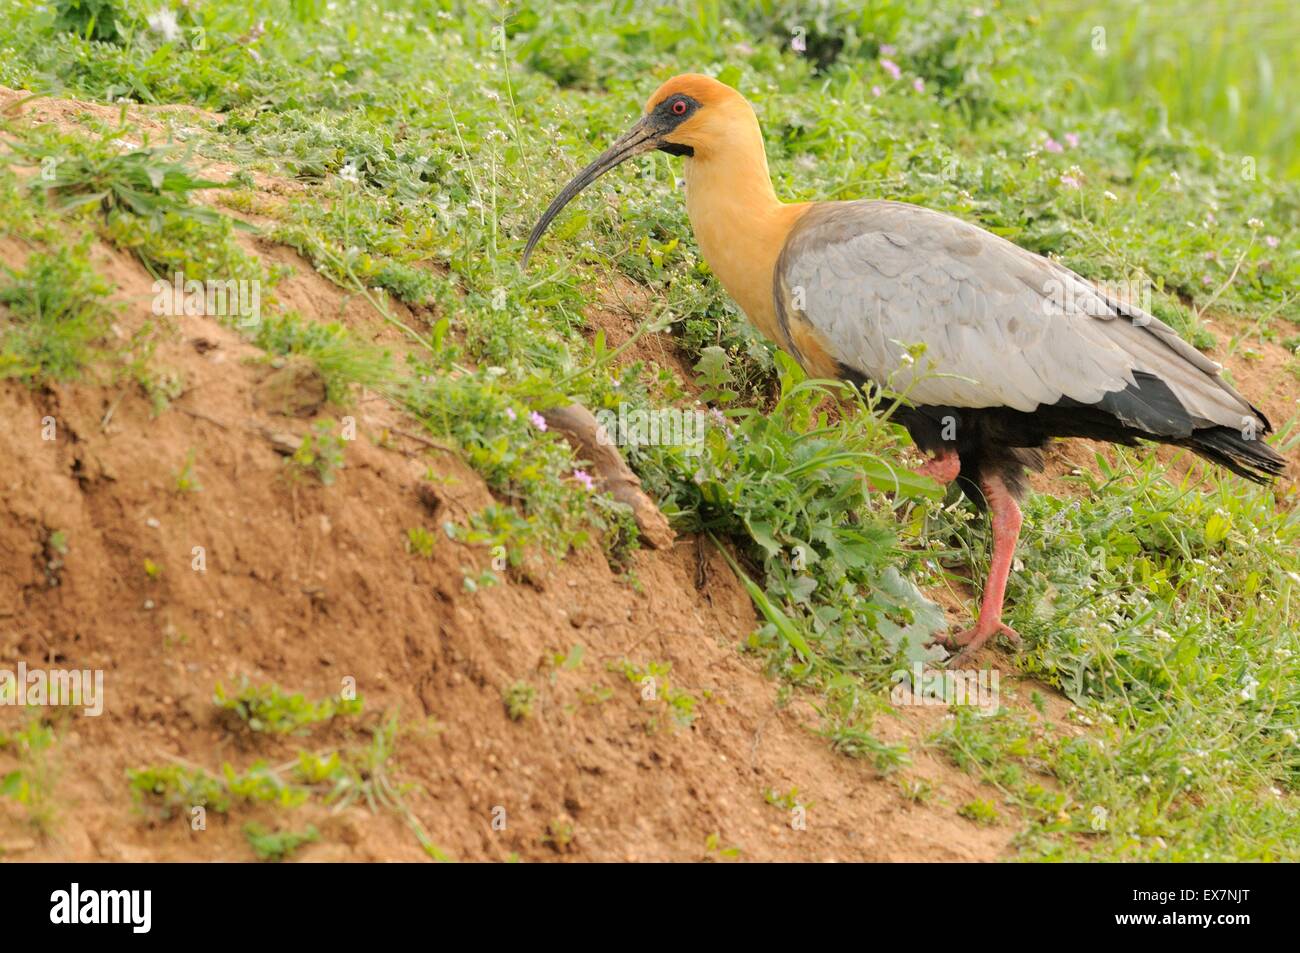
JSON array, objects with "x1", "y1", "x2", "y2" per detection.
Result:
[
  {"x1": 647, "y1": 94, "x2": 699, "y2": 156},
  {"x1": 521, "y1": 93, "x2": 701, "y2": 267}
]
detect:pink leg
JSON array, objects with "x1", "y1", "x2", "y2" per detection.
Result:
[{"x1": 942, "y1": 473, "x2": 1023, "y2": 667}]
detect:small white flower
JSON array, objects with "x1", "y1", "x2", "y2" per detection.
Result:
[{"x1": 147, "y1": 8, "x2": 181, "y2": 42}]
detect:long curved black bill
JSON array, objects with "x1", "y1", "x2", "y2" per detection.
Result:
[{"x1": 521, "y1": 117, "x2": 660, "y2": 269}]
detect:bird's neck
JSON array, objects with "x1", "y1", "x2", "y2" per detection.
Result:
[{"x1": 683, "y1": 146, "x2": 808, "y2": 344}]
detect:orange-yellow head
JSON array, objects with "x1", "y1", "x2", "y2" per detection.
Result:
[
  {"x1": 521, "y1": 73, "x2": 759, "y2": 267},
  {"x1": 640, "y1": 73, "x2": 758, "y2": 158}
]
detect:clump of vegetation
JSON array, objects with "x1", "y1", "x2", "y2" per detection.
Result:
[
  {"x1": 127, "y1": 761, "x2": 295, "y2": 818},
  {"x1": 243, "y1": 822, "x2": 320, "y2": 862},
  {"x1": 287, "y1": 420, "x2": 347, "y2": 486},
  {"x1": 16, "y1": 137, "x2": 222, "y2": 227},
  {"x1": 214, "y1": 679, "x2": 363, "y2": 735},
  {"x1": 826, "y1": 726, "x2": 911, "y2": 776},
  {"x1": 43, "y1": 529, "x2": 70, "y2": 587},
  {"x1": 613, "y1": 659, "x2": 701, "y2": 728},
  {"x1": 0, "y1": 243, "x2": 113, "y2": 384},
  {"x1": 543, "y1": 816, "x2": 575, "y2": 853},
  {"x1": 405, "y1": 526, "x2": 436, "y2": 558},
  {"x1": 252, "y1": 312, "x2": 391, "y2": 403},
  {"x1": 51, "y1": 0, "x2": 124, "y2": 43},
  {"x1": 172, "y1": 449, "x2": 202, "y2": 494},
  {"x1": 959, "y1": 799, "x2": 1000, "y2": 827},
  {"x1": 703, "y1": 832, "x2": 741, "y2": 861},
  {"x1": 898, "y1": 778, "x2": 933, "y2": 804},
  {"x1": 0, "y1": 719, "x2": 60, "y2": 833},
  {"x1": 762, "y1": 787, "x2": 806, "y2": 812},
  {"x1": 502, "y1": 682, "x2": 535, "y2": 722},
  {"x1": 130, "y1": 715, "x2": 450, "y2": 860}
]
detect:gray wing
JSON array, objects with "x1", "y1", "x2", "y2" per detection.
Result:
[{"x1": 776, "y1": 200, "x2": 1264, "y2": 434}]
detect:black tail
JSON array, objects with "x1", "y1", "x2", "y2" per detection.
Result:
[{"x1": 1177, "y1": 425, "x2": 1288, "y2": 484}]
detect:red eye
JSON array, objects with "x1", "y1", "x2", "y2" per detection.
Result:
[{"x1": 671, "y1": 100, "x2": 688, "y2": 115}]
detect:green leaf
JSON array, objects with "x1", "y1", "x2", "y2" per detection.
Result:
[
  {"x1": 0, "y1": 770, "x2": 23, "y2": 798},
  {"x1": 711, "y1": 535, "x2": 813, "y2": 662},
  {"x1": 874, "y1": 567, "x2": 949, "y2": 666}
]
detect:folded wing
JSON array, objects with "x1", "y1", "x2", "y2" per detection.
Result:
[{"x1": 775, "y1": 199, "x2": 1269, "y2": 440}]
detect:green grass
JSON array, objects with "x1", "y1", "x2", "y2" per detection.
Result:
[
  {"x1": 131, "y1": 691, "x2": 449, "y2": 860},
  {"x1": 243, "y1": 821, "x2": 320, "y2": 862},
  {"x1": 0, "y1": 0, "x2": 1296, "y2": 860},
  {"x1": 0, "y1": 719, "x2": 60, "y2": 833},
  {"x1": 0, "y1": 242, "x2": 114, "y2": 382},
  {"x1": 286, "y1": 419, "x2": 348, "y2": 486},
  {"x1": 251, "y1": 312, "x2": 392, "y2": 403},
  {"x1": 1034, "y1": 0, "x2": 1300, "y2": 180}
]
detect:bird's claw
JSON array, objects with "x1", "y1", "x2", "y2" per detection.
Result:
[{"x1": 929, "y1": 622, "x2": 1021, "y2": 669}]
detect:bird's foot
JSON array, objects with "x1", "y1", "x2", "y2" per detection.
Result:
[{"x1": 932, "y1": 621, "x2": 1021, "y2": 669}]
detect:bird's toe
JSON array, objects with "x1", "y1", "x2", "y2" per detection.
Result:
[
  {"x1": 945, "y1": 646, "x2": 980, "y2": 670},
  {"x1": 940, "y1": 622, "x2": 1021, "y2": 667}
]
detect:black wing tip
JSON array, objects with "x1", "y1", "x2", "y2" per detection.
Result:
[{"x1": 1182, "y1": 425, "x2": 1288, "y2": 484}]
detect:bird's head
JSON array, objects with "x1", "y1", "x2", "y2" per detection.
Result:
[{"x1": 521, "y1": 73, "x2": 751, "y2": 267}]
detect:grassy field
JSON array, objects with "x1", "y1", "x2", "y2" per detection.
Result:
[
  {"x1": 1035, "y1": 0, "x2": 1299, "y2": 179},
  {"x1": 1, "y1": 0, "x2": 1298, "y2": 860}
]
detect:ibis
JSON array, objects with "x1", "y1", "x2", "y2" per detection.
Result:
[{"x1": 522, "y1": 74, "x2": 1286, "y2": 665}]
